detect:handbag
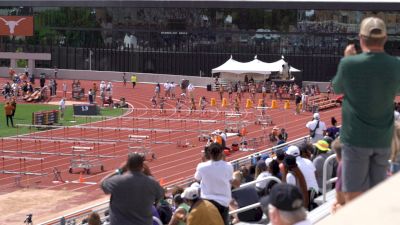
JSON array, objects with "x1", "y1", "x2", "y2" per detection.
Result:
[{"x1": 310, "y1": 120, "x2": 320, "y2": 138}]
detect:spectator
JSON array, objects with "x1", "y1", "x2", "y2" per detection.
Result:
[
  {"x1": 87, "y1": 212, "x2": 101, "y2": 225},
  {"x1": 157, "y1": 196, "x2": 173, "y2": 225},
  {"x1": 277, "y1": 128, "x2": 288, "y2": 145},
  {"x1": 331, "y1": 138, "x2": 346, "y2": 213},
  {"x1": 260, "y1": 184, "x2": 311, "y2": 225},
  {"x1": 239, "y1": 165, "x2": 253, "y2": 183},
  {"x1": 101, "y1": 153, "x2": 164, "y2": 225},
  {"x1": 254, "y1": 159, "x2": 272, "y2": 195},
  {"x1": 332, "y1": 17, "x2": 400, "y2": 202},
  {"x1": 168, "y1": 194, "x2": 190, "y2": 225},
  {"x1": 326, "y1": 117, "x2": 340, "y2": 140},
  {"x1": 4, "y1": 101, "x2": 14, "y2": 127},
  {"x1": 194, "y1": 143, "x2": 233, "y2": 225},
  {"x1": 59, "y1": 98, "x2": 66, "y2": 119},
  {"x1": 181, "y1": 186, "x2": 223, "y2": 225},
  {"x1": 312, "y1": 140, "x2": 334, "y2": 192},
  {"x1": 281, "y1": 155, "x2": 309, "y2": 208},
  {"x1": 230, "y1": 171, "x2": 263, "y2": 224},
  {"x1": 286, "y1": 145, "x2": 318, "y2": 208},
  {"x1": 306, "y1": 113, "x2": 327, "y2": 143},
  {"x1": 391, "y1": 121, "x2": 400, "y2": 174}
]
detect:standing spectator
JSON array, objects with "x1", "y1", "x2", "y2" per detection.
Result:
[
  {"x1": 39, "y1": 73, "x2": 46, "y2": 88},
  {"x1": 332, "y1": 17, "x2": 400, "y2": 202},
  {"x1": 59, "y1": 98, "x2": 66, "y2": 119},
  {"x1": 29, "y1": 73, "x2": 35, "y2": 84},
  {"x1": 49, "y1": 79, "x2": 55, "y2": 96},
  {"x1": 131, "y1": 74, "x2": 137, "y2": 88},
  {"x1": 155, "y1": 83, "x2": 161, "y2": 98},
  {"x1": 295, "y1": 92, "x2": 301, "y2": 115},
  {"x1": 54, "y1": 79, "x2": 58, "y2": 96},
  {"x1": 260, "y1": 184, "x2": 311, "y2": 225},
  {"x1": 11, "y1": 97, "x2": 17, "y2": 118},
  {"x1": 62, "y1": 82, "x2": 67, "y2": 98},
  {"x1": 101, "y1": 153, "x2": 164, "y2": 225},
  {"x1": 306, "y1": 113, "x2": 326, "y2": 143},
  {"x1": 92, "y1": 82, "x2": 98, "y2": 102},
  {"x1": 106, "y1": 82, "x2": 113, "y2": 97},
  {"x1": 122, "y1": 73, "x2": 127, "y2": 87},
  {"x1": 88, "y1": 89, "x2": 94, "y2": 104},
  {"x1": 24, "y1": 65, "x2": 29, "y2": 77},
  {"x1": 54, "y1": 66, "x2": 58, "y2": 79},
  {"x1": 312, "y1": 140, "x2": 334, "y2": 192},
  {"x1": 4, "y1": 101, "x2": 14, "y2": 127},
  {"x1": 194, "y1": 143, "x2": 233, "y2": 225},
  {"x1": 181, "y1": 186, "x2": 224, "y2": 225}
]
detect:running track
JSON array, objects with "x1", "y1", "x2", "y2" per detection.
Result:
[{"x1": 0, "y1": 78, "x2": 342, "y2": 220}]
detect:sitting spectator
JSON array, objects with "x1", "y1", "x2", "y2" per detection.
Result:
[
  {"x1": 256, "y1": 158, "x2": 272, "y2": 196},
  {"x1": 299, "y1": 143, "x2": 313, "y2": 160},
  {"x1": 181, "y1": 186, "x2": 224, "y2": 225},
  {"x1": 239, "y1": 165, "x2": 254, "y2": 183},
  {"x1": 278, "y1": 128, "x2": 288, "y2": 143},
  {"x1": 115, "y1": 97, "x2": 129, "y2": 108},
  {"x1": 331, "y1": 138, "x2": 346, "y2": 213},
  {"x1": 313, "y1": 140, "x2": 334, "y2": 192},
  {"x1": 230, "y1": 171, "x2": 263, "y2": 224},
  {"x1": 326, "y1": 117, "x2": 340, "y2": 140},
  {"x1": 103, "y1": 96, "x2": 114, "y2": 108},
  {"x1": 168, "y1": 194, "x2": 190, "y2": 225},
  {"x1": 157, "y1": 195, "x2": 173, "y2": 225},
  {"x1": 286, "y1": 146, "x2": 319, "y2": 195},
  {"x1": 260, "y1": 184, "x2": 311, "y2": 225},
  {"x1": 101, "y1": 153, "x2": 164, "y2": 225},
  {"x1": 194, "y1": 143, "x2": 233, "y2": 225},
  {"x1": 87, "y1": 212, "x2": 101, "y2": 225},
  {"x1": 281, "y1": 155, "x2": 309, "y2": 208}
]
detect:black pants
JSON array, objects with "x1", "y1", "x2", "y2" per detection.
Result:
[
  {"x1": 6, "y1": 115, "x2": 14, "y2": 127},
  {"x1": 208, "y1": 199, "x2": 229, "y2": 225}
]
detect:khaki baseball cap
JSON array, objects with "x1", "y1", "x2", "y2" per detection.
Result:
[{"x1": 359, "y1": 17, "x2": 387, "y2": 38}]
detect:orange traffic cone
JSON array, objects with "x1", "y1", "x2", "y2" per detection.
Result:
[
  {"x1": 210, "y1": 98, "x2": 216, "y2": 106},
  {"x1": 221, "y1": 98, "x2": 228, "y2": 107},
  {"x1": 271, "y1": 100, "x2": 278, "y2": 109},
  {"x1": 79, "y1": 172, "x2": 85, "y2": 183},
  {"x1": 159, "y1": 178, "x2": 166, "y2": 187},
  {"x1": 245, "y1": 99, "x2": 253, "y2": 109}
]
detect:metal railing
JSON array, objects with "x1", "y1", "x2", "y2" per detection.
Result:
[{"x1": 322, "y1": 154, "x2": 338, "y2": 203}]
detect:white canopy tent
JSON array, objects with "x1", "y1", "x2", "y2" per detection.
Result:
[{"x1": 211, "y1": 55, "x2": 300, "y2": 81}]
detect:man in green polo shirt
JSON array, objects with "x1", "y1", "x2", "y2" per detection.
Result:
[{"x1": 333, "y1": 17, "x2": 400, "y2": 202}]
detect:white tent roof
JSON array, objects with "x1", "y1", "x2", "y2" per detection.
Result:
[
  {"x1": 212, "y1": 56, "x2": 271, "y2": 75},
  {"x1": 211, "y1": 55, "x2": 300, "y2": 75}
]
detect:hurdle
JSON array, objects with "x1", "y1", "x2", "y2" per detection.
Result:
[
  {"x1": 0, "y1": 156, "x2": 46, "y2": 176},
  {"x1": 69, "y1": 146, "x2": 105, "y2": 174},
  {"x1": 128, "y1": 135, "x2": 155, "y2": 161}
]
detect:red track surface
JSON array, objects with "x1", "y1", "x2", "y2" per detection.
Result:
[{"x1": 0, "y1": 78, "x2": 342, "y2": 222}]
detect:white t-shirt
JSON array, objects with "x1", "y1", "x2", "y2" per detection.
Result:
[
  {"x1": 296, "y1": 157, "x2": 319, "y2": 191},
  {"x1": 286, "y1": 173, "x2": 296, "y2": 186},
  {"x1": 306, "y1": 119, "x2": 326, "y2": 135},
  {"x1": 194, "y1": 160, "x2": 233, "y2": 207},
  {"x1": 59, "y1": 100, "x2": 66, "y2": 110},
  {"x1": 255, "y1": 171, "x2": 272, "y2": 189}
]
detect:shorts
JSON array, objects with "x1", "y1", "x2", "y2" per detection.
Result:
[{"x1": 341, "y1": 144, "x2": 390, "y2": 192}]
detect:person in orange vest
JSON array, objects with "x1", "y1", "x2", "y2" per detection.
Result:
[{"x1": 4, "y1": 101, "x2": 15, "y2": 127}]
